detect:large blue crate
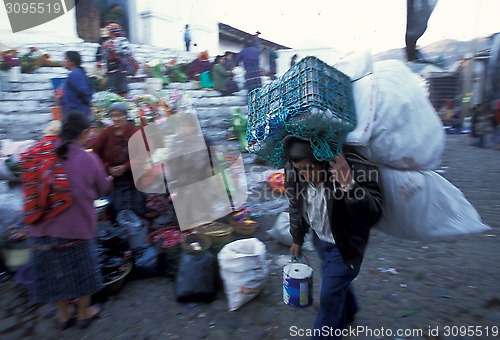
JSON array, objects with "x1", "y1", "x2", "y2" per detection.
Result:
[
  {"x1": 280, "y1": 56, "x2": 356, "y2": 139},
  {"x1": 246, "y1": 81, "x2": 287, "y2": 166},
  {"x1": 246, "y1": 56, "x2": 357, "y2": 166}
]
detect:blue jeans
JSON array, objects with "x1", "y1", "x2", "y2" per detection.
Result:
[{"x1": 312, "y1": 236, "x2": 361, "y2": 339}]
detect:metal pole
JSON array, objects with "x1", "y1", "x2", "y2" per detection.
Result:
[{"x1": 462, "y1": 0, "x2": 482, "y2": 120}]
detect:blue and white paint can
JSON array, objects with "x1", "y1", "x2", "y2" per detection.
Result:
[{"x1": 283, "y1": 262, "x2": 313, "y2": 308}]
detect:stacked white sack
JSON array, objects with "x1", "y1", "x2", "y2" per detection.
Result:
[
  {"x1": 337, "y1": 52, "x2": 445, "y2": 170},
  {"x1": 335, "y1": 52, "x2": 488, "y2": 240}
]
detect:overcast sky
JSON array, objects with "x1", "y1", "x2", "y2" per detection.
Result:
[{"x1": 216, "y1": 0, "x2": 500, "y2": 53}]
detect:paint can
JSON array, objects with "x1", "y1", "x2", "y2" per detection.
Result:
[{"x1": 283, "y1": 262, "x2": 313, "y2": 308}]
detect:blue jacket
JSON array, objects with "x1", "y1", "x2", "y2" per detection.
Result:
[
  {"x1": 61, "y1": 67, "x2": 93, "y2": 117},
  {"x1": 234, "y1": 46, "x2": 260, "y2": 69}
]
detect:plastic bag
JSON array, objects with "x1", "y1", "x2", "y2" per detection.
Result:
[
  {"x1": 1, "y1": 139, "x2": 35, "y2": 157},
  {"x1": 117, "y1": 209, "x2": 142, "y2": 233},
  {"x1": 218, "y1": 238, "x2": 268, "y2": 311},
  {"x1": 199, "y1": 70, "x2": 213, "y2": 89},
  {"x1": 374, "y1": 168, "x2": 490, "y2": 240},
  {"x1": 175, "y1": 251, "x2": 217, "y2": 303},
  {"x1": 117, "y1": 209, "x2": 146, "y2": 249},
  {"x1": 267, "y1": 212, "x2": 314, "y2": 251},
  {"x1": 133, "y1": 245, "x2": 159, "y2": 279}
]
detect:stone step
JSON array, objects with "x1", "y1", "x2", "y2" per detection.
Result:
[
  {"x1": 1, "y1": 89, "x2": 54, "y2": 102},
  {"x1": 0, "y1": 95, "x2": 248, "y2": 113},
  {"x1": 0, "y1": 42, "x2": 254, "y2": 142},
  {"x1": 0, "y1": 112, "x2": 52, "y2": 140},
  {"x1": 0, "y1": 85, "x2": 250, "y2": 138},
  {"x1": 1, "y1": 38, "x2": 252, "y2": 114},
  {"x1": 0, "y1": 81, "x2": 249, "y2": 113},
  {"x1": 15, "y1": 42, "x2": 197, "y2": 65}
]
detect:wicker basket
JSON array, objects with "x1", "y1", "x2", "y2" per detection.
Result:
[
  {"x1": 228, "y1": 219, "x2": 259, "y2": 236},
  {"x1": 192, "y1": 221, "x2": 233, "y2": 248}
]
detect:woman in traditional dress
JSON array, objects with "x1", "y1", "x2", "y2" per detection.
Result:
[
  {"x1": 26, "y1": 113, "x2": 111, "y2": 329},
  {"x1": 90, "y1": 102, "x2": 146, "y2": 218}
]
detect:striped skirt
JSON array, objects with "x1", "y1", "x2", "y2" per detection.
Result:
[
  {"x1": 244, "y1": 64, "x2": 262, "y2": 92},
  {"x1": 31, "y1": 236, "x2": 103, "y2": 303},
  {"x1": 110, "y1": 175, "x2": 146, "y2": 218}
]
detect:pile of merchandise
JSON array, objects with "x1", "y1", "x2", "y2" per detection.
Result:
[{"x1": 91, "y1": 89, "x2": 190, "y2": 128}]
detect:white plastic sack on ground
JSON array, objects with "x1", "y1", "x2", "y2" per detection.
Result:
[
  {"x1": 1, "y1": 139, "x2": 35, "y2": 157},
  {"x1": 368, "y1": 60, "x2": 444, "y2": 169},
  {"x1": 218, "y1": 238, "x2": 269, "y2": 311},
  {"x1": 267, "y1": 212, "x2": 314, "y2": 251},
  {"x1": 374, "y1": 168, "x2": 490, "y2": 240}
]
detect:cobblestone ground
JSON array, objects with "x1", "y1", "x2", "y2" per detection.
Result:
[{"x1": 0, "y1": 134, "x2": 499, "y2": 339}]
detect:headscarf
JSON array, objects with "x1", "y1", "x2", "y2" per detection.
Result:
[
  {"x1": 198, "y1": 51, "x2": 209, "y2": 61},
  {"x1": 43, "y1": 120, "x2": 61, "y2": 137},
  {"x1": 108, "y1": 102, "x2": 129, "y2": 116},
  {"x1": 106, "y1": 23, "x2": 125, "y2": 37}
]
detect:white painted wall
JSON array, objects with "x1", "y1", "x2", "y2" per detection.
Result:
[
  {"x1": 133, "y1": 0, "x2": 218, "y2": 54},
  {"x1": 218, "y1": 40, "x2": 242, "y2": 56}
]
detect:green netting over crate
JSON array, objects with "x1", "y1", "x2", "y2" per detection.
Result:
[
  {"x1": 246, "y1": 56, "x2": 357, "y2": 167},
  {"x1": 246, "y1": 81, "x2": 288, "y2": 166}
]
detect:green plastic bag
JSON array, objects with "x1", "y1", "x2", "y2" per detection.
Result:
[{"x1": 199, "y1": 70, "x2": 213, "y2": 89}]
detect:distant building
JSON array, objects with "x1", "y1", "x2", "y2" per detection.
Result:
[
  {"x1": 0, "y1": 1, "x2": 290, "y2": 65},
  {"x1": 218, "y1": 23, "x2": 290, "y2": 74},
  {"x1": 427, "y1": 33, "x2": 499, "y2": 117}
]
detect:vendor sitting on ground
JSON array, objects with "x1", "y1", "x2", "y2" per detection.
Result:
[
  {"x1": 211, "y1": 55, "x2": 239, "y2": 96},
  {"x1": 186, "y1": 51, "x2": 211, "y2": 81},
  {"x1": 90, "y1": 102, "x2": 145, "y2": 218}
]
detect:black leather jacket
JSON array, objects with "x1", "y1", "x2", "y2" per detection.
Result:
[{"x1": 284, "y1": 155, "x2": 383, "y2": 268}]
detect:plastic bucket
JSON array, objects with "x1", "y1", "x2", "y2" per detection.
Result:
[
  {"x1": 283, "y1": 263, "x2": 313, "y2": 308},
  {"x1": 2, "y1": 239, "x2": 31, "y2": 272},
  {"x1": 50, "y1": 106, "x2": 62, "y2": 120},
  {"x1": 94, "y1": 197, "x2": 110, "y2": 220},
  {"x1": 181, "y1": 234, "x2": 211, "y2": 254},
  {"x1": 145, "y1": 78, "x2": 163, "y2": 94}
]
